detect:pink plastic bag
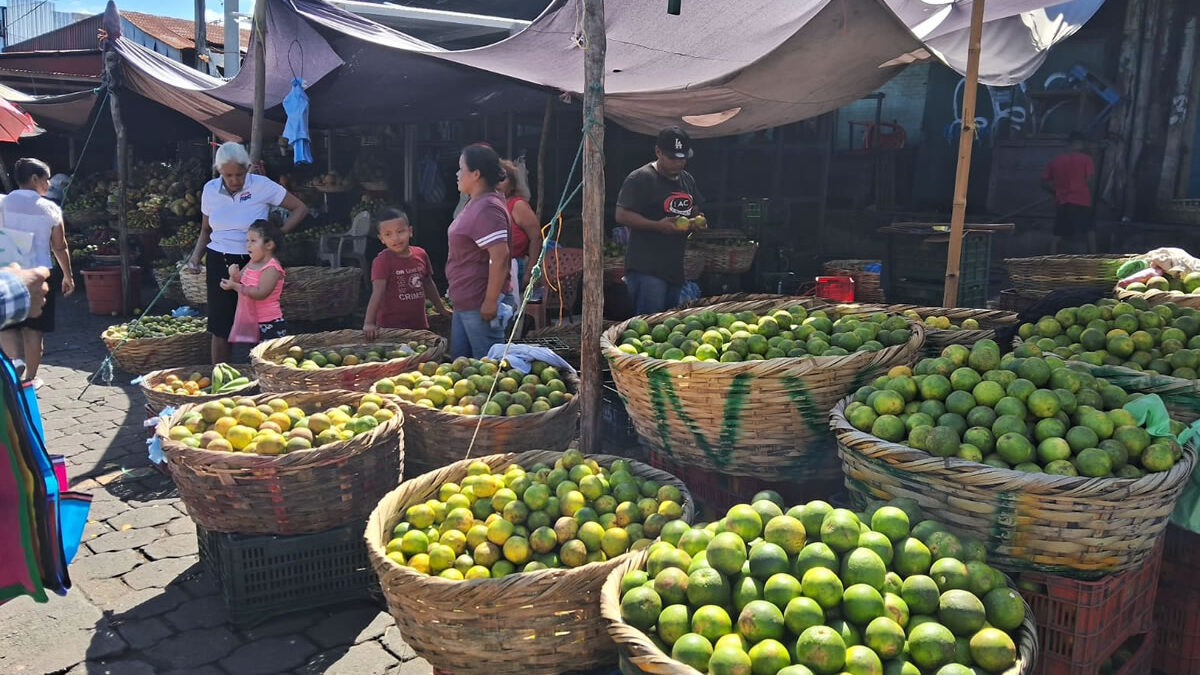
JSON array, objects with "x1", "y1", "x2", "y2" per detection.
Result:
[{"x1": 228, "y1": 298, "x2": 260, "y2": 344}]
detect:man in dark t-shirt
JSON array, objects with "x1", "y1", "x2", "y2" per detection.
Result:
[{"x1": 615, "y1": 126, "x2": 704, "y2": 315}]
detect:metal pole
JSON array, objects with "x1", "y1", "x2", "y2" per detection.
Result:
[
  {"x1": 580, "y1": 0, "x2": 606, "y2": 453},
  {"x1": 224, "y1": 0, "x2": 241, "y2": 78},
  {"x1": 942, "y1": 0, "x2": 987, "y2": 308},
  {"x1": 249, "y1": 0, "x2": 267, "y2": 165}
]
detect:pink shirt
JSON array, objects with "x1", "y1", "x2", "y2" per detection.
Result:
[
  {"x1": 1042, "y1": 152, "x2": 1095, "y2": 207},
  {"x1": 445, "y1": 192, "x2": 510, "y2": 310},
  {"x1": 239, "y1": 258, "x2": 285, "y2": 323}
]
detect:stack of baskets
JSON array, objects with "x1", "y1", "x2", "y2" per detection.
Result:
[
  {"x1": 601, "y1": 298, "x2": 925, "y2": 482},
  {"x1": 830, "y1": 396, "x2": 1196, "y2": 575},
  {"x1": 251, "y1": 329, "x2": 446, "y2": 392},
  {"x1": 824, "y1": 259, "x2": 885, "y2": 302},
  {"x1": 101, "y1": 323, "x2": 210, "y2": 375},
  {"x1": 364, "y1": 450, "x2": 693, "y2": 675},
  {"x1": 371, "y1": 369, "x2": 581, "y2": 476},
  {"x1": 180, "y1": 265, "x2": 363, "y2": 320}
]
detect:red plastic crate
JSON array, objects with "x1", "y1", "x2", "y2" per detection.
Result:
[
  {"x1": 1162, "y1": 523, "x2": 1200, "y2": 571},
  {"x1": 1153, "y1": 531, "x2": 1200, "y2": 675},
  {"x1": 647, "y1": 450, "x2": 842, "y2": 520},
  {"x1": 1017, "y1": 540, "x2": 1162, "y2": 675},
  {"x1": 1112, "y1": 633, "x2": 1153, "y2": 675}
]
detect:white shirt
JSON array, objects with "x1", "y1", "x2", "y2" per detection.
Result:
[
  {"x1": 0, "y1": 189, "x2": 62, "y2": 268},
  {"x1": 200, "y1": 173, "x2": 288, "y2": 254}
]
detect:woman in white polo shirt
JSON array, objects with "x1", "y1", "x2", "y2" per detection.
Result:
[{"x1": 186, "y1": 142, "x2": 308, "y2": 364}]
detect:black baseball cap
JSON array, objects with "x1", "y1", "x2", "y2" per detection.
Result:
[{"x1": 656, "y1": 126, "x2": 694, "y2": 159}]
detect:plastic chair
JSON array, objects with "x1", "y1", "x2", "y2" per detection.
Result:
[{"x1": 318, "y1": 211, "x2": 371, "y2": 269}]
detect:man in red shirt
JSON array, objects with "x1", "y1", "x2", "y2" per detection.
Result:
[{"x1": 1042, "y1": 132, "x2": 1096, "y2": 254}]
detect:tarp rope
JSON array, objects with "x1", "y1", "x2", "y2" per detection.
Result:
[{"x1": 461, "y1": 124, "x2": 588, "y2": 459}]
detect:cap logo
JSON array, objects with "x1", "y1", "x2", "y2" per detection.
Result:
[{"x1": 675, "y1": 139, "x2": 683, "y2": 150}]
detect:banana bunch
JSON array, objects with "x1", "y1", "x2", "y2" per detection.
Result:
[{"x1": 208, "y1": 363, "x2": 251, "y2": 394}]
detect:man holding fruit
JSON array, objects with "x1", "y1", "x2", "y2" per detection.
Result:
[{"x1": 615, "y1": 126, "x2": 706, "y2": 315}]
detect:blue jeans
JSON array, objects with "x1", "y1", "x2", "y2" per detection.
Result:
[
  {"x1": 451, "y1": 309, "x2": 505, "y2": 359},
  {"x1": 626, "y1": 271, "x2": 681, "y2": 316}
]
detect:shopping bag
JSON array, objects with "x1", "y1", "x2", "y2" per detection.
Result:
[{"x1": 228, "y1": 299, "x2": 260, "y2": 344}]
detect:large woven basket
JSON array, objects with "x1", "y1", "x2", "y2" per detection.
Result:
[
  {"x1": 882, "y1": 304, "x2": 1019, "y2": 355},
  {"x1": 152, "y1": 266, "x2": 187, "y2": 304},
  {"x1": 679, "y1": 293, "x2": 795, "y2": 309},
  {"x1": 824, "y1": 258, "x2": 885, "y2": 303},
  {"x1": 372, "y1": 372, "x2": 581, "y2": 475},
  {"x1": 690, "y1": 242, "x2": 757, "y2": 275},
  {"x1": 281, "y1": 266, "x2": 363, "y2": 321},
  {"x1": 1004, "y1": 254, "x2": 1137, "y2": 294},
  {"x1": 1043, "y1": 358, "x2": 1200, "y2": 427},
  {"x1": 831, "y1": 396, "x2": 1196, "y2": 575},
  {"x1": 1114, "y1": 286, "x2": 1200, "y2": 310},
  {"x1": 139, "y1": 363, "x2": 257, "y2": 416},
  {"x1": 364, "y1": 450, "x2": 694, "y2": 675},
  {"x1": 180, "y1": 265, "x2": 364, "y2": 317},
  {"x1": 158, "y1": 390, "x2": 405, "y2": 535},
  {"x1": 250, "y1": 329, "x2": 446, "y2": 393},
  {"x1": 682, "y1": 245, "x2": 706, "y2": 280},
  {"x1": 601, "y1": 298, "x2": 925, "y2": 480},
  {"x1": 101, "y1": 326, "x2": 211, "y2": 375},
  {"x1": 601, "y1": 549, "x2": 1039, "y2": 675}
]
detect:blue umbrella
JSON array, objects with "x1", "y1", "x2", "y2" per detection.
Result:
[{"x1": 283, "y1": 77, "x2": 312, "y2": 165}]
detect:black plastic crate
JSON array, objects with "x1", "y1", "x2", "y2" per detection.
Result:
[
  {"x1": 886, "y1": 228, "x2": 993, "y2": 299},
  {"x1": 197, "y1": 523, "x2": 377, "y2": 627},
  {"x1": 601, "y1": 384, "x2": 642, "y2": 458}
]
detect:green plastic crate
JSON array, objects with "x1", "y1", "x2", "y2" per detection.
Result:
[
  {"x1": 885, "y1": 228, "x2": 992, "y2": 306},
  {"x1": 197, "y1": 523, "x2": 376, "y2": 627}
]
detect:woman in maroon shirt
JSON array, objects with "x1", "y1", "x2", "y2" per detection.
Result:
[{"x1": 445, "y1": 145, "x2": 511, "y2": 358}]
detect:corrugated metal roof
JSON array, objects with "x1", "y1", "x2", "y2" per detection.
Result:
[{"x1": 5, "y1": 11, "x2": 250, "y2": 53}]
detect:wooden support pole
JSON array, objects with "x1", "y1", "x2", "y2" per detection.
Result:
[
  {"x1": 536, "y1": 96, "x2": 553, "y2": 221},
  {"x1": 105, "y1": 48, "x2": 131, "y2": 315},
  {"x1": 194, "y1": 0, "x2": 207, "y2": 72},
  {"x1": 249, "y1": 0, "x2": 267, "y2": 166},
  {"x1": 942, "y1": 0, "x2": 986, "y2": 308},
  {"x1": 580, "y1": 0, "x2": 606, "y2": 453}
]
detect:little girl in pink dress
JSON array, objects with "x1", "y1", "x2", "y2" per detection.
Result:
[{"x1": 221, "y1": 220, "x2": 287, "y2": 343}]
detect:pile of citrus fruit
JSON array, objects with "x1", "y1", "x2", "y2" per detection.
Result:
[
  {"x1": 900, "y1": 309, "x2": 982, "y2": 331},
  {"x1": 151, "y1": 363, "x2": 249, "y2": 395},
  {"x1": 165, "y1": 393, "x2": 392, "y2": 455},
  {"x1": 1016, "y1": 298, "x2": 1200, "y2": 378},
  {"x1": 275, "y1": 342, "x2": 430, "y2": 370},
  {"x1": 106, "y1": 315, "x2": 206, "y2": 340},
  {"x1": 612, "y1": 306, "x2": 912, "y2": 362},
  {"x1": 844, "y1": 340, "x2": 1185, "y2": 477},
  {"x1": 617, "y1": 495, "x2": 1025, "y2": 675},
  {"x1": 374, "y1": 357, "x2": 573, "y2": 417},
  {"x1": 382, "y1": 451, "x2": 686, "y2": 580}
]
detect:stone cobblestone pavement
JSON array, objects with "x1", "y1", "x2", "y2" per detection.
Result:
[{"x1": 0, "y1": 291, "x2": 434, "y2": 675}]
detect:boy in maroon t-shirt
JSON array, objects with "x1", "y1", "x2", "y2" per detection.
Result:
[{"x1": 363, "y1": 207, "x2": 449, "y2": 339}]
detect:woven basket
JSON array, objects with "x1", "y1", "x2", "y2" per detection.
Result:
[
  {"x1": 360, "y1": 181, "x2": 387, "y2": 192},
  {"x1": 181, "y1": 268, "x2": 208, "y2": 305},
  {"x1": 181, "y1": 265, "x2": 364, "y2": 317},
  {"x1": 364, "y1": 450, "x2": 694, "y2": 675},
  {"x1": 1036, "y1": 357, "x2": 1200, "y2": 427},
  {"x1": 824, "y1": 259, "x2": 885, "y2": 303},
  {"x1": 998, "y1": 288, "x2": 1048, "y2": 314},
  {"x1": 690, "y1": 242, "x2": 757, "y2": 275},
  {"x1": 152, "y1": 267, "x2": 187, "y2": 304},
  {"x1": 679, "y1": 293, "x2": 795, "y2": 310},
  {"x1": 101, "y1": 326, "x2": 211, "y2": 375},
  {"x1": 65, "y1": 208, "x2": 108, "y2": 227},
  {"x1": 601, "y1": 298, "x2": 926, "y2": 480},
  {"x1": 426, "y1": 312, "x2": 452, "y2": 339},
  {"x1": 1157, "y1": 198, "x2": 1200, "y2": 225},
  {"x1": 281, "y1": 266, "x2": 363, "y2": 321},
  {"x1": 250, "y1": 329, "x2": 446, "y2": 393},
  {"x1": 140, "y1": 363, "x2": 257, "y2": 416},
  {"x1": 682, "y1": 246, "x2": 706, "y2": 280},
  {"x1": 601, "y1": 549, "x2": 1039, "y2": 675},
  {"x1": 372, "y1": 371, "x2": 581, "y2": 475},
  {"x1": 831, "y1": 396, "x2": 1196, "y2": 575},
  {"x1": 1004, "y1": 254, "x2": 1137, "y2": 294},
  {"x1": 158, "y1": 390, "x2": 405, "y2": 535},
  {"x1": 1114, "y1": 286, "x2": 1200, "y2": 310},
  {"x1": 882, "y1": 304, "x2": 1018, "y2": 356}
]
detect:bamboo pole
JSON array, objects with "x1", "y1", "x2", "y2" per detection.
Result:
[
  {"x1": 535, "y1": 96, "x2": 553, "y2": 221},
  {"x1": 105, "y1": 48, "x2": 131, "y2": 315},
  {"x1": 194, "y1": 0, "x2": 207, "y2": 72},
  {"x1": 580, "y1": 0, "x2": 606, "y2": 453},
  {"x1": 942, "y1": 0, "x2": 987, "y2": 308},
  {"x1": 248, "y1": 0, "x2": 267, "y2": 166}
]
